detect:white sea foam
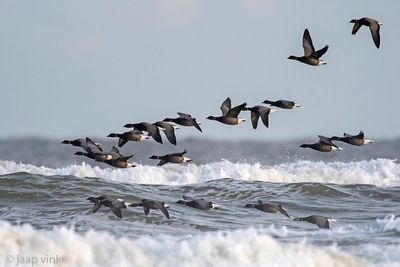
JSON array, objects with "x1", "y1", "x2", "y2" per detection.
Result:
[
  {"x1": 0, "y1": 220, "x2": 368, "y2": 267},
  {"x1": 0, "y1": 159, "x2": 399, "y2": 186}
]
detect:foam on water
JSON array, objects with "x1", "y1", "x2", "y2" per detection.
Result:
[
  {"x1": 0, "y1": 159, "x2": 399, "y2": 186},
  {"x1": 0, "y1": 220, "x2": 367, "y2": 267}
]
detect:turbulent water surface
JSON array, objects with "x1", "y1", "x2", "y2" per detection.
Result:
[{"x1": 0, "y1": 138, "x2": 399, "y2": 267}]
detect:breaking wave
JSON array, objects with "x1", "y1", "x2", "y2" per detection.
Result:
[
  {"x1": 0, "y1": 158, "x2": 399, "y2": 186},
  {"x1": 0, "y1": 220, "x2": 367, "y2": 267}
]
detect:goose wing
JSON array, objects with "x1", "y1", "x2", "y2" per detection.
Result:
[
  {"x1": 220, "y1": 97, "x2": 232, "y2": 116},
  {"x1": 303, "y1": 29, "x2": 315, "y2": 56}
]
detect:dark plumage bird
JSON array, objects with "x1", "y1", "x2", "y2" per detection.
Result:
[
  {"x1": 350, "y1": 17, "x2": 382, "y2": 48},
  {"x1": 149, "y1": 150, "x2": 191, "y2": 166},
  {"x1": 293, "y1": 215, "x2": 335, "y2": 229},
  {"x1": 104, "y1": 155, "x2": 136, "y2": 168},
  {"x1": 331, "y1": 131, "x2": 374, "y2": 146},
  {"x1": 124, "y1": 122, "x2": 163, "y2": 144},
  {"x1": 87, "y1": 195, "x2": 128, "y2": 218},
  {"x1": 107, "y1": 130, "x2": 149, "y2": 147},
  {"x1": 300, "y1": 135, "x2": 342, "y2": 152},
  {"x1": 207, "y1": 97, "x2": 247, "y2": 125},
  {"x1": 153, "y1": 121, "x2": 178, "y2": 145},
  {"x1": 263, "y1": 100, "x2": 301, "y2": 109},
  {"x1": 288, "y1": 29, "x2": 328, "y2": 66},
  {"x1": 62, "y1": 138, "x2": 86, "y2": 147},
  {"x1": 81, "y1": 137, "x2": 105, "y2": 154},
  {"x1": 243, "y1": 105, "x2": 277, "y2": 129},
  {"x1": 62, "y1": 138, "x2": 102, "y2": 150},
  {"x1": 73, "y1": 137, "x2": 112, "y2": 161},
  {"x1": 176, "y1": 195, "x2": 219, "y2": 210},
  {"x1": 163, "y1": 112, "x2": 202, "y2": 133},
  {"x1": 130, "y1": 199, "x2": 170, "y2": 219},
  {"x1": 244, "y1": 200, "x2": 290, "y2": 218}
]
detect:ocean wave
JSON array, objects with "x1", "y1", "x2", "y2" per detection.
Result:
[
  {"x1": 0, "y1": 220, "x2": 367, "y2": 267},
  {"x1": 0, "y1": 159, "x2": 399, "y2": 186}
]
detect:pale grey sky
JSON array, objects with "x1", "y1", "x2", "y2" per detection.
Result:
[{"x1": 1, "y1": 0, "x2": 399, "y2": 141}]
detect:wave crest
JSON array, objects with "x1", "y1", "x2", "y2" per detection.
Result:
[
  {"x1": 0, "y1": 220, "x2": 366, "y2": 267},
  {"x1": 0, "y1": 159, "x2": 399, "y2": 186}
]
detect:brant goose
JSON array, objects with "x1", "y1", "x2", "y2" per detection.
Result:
[
  {"x1": 293, "y1": 215, "x2": 335, "y2": 229},
  {"x1": 149, "y1": 150, "x2": 191, "y2": 166},
  {"x1": 176, "y1": 195, "x2": 219, "y2": 210},
  {"x1": 245, "y1": 200, "x2": 290, "y2": 218},
  {"x1": 331, "y1": 131, "x2": 374, "y2": 146},
  {"x1": 243, "y1": 105, "x2": 277, "y2": 129},
  {"x1": 87, "y1": 195, "x2": 128, "y2": 218},
  {"x1": 124, "y1": 122, "x2": 163, "y2": 144},
  {"x1": 263, "y1": 100, "x2": 301, "y2": 109},
  {"x1": 163, "y1": 112, "x2": 202, "y2": 133},
  {"x1": 288, "y1": 29, "x2": 328, "y2": 66},
  {"x1": 130, "y1": 199, "x2": 169, "y2": 219},
  {"x1": 350, "y1": 17, "x2": 382, "y2": 48},
  {"x1": 207, "y1": 97, "x2": 247, "y2": 125},
  {"x1": 300, "y1": 135, "x2": 342, "y2": 152},
  {"x1": 107, "y1": 130, "x2": 149, "y2": 147}
]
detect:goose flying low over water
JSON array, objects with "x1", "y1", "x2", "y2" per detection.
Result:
[
  {"x1": 74, "y1": 151, "x2": 112, "y2": 162},
  {"x1": 331, "y1": 131, "x2": 374, "y2": 146},
  {"x1": 207, "y1": 97, "x2": 247, "y2": 125},
  {"x1": 87, "y1": 195, "x2": 128, "y2": 218},
  {"x1": 176, "y1": 195, "x2": 219, "y2": 210},
  {"x1": 104, "y1": 154, "x2": 136, "y2": 168},
  {"x1": 163, "y1": 112, "x2": 202, "y2": 133},
  {"x1": 350, "y1": 17, "x2": 382, "y2": 49},
  {"x1": 107, "y1": 130, "x2": 149, "y2": 147},
  {"x1": 293, "y1": 215, "x2": 335, "y2": 229},
  {"x1": 263, "y1": 100, "x2": 301, "y2": 109},
  {"x1": 74, "y1": 137, "x2": 113, "y2": 161},
  {"x1": 153, "y1": 121, "x2": 178, "y2": 145},
  {"x1": 62, "y1": 138, "x2": 102, "y2": 150},
  {"x1": 300, "y1": 135, "x2": 342, "y2": 152},
  {"x1": 243, "y1": 105, "x2": 277, "y2": 129},
  {"x1": 130, "y1": 199, "x2": 170, "y2": 219},
  {"x1": 288, "y1": 29, "x2": 329, "y2": 66},
  {"x1": 244, "y1": 200, "x2": 290, "y2": 218},
  {"x1": 149, "y1": 150, "x2": 191, "y2": 166},
  {"x1": 124, "y1": 122, "x2": 163, "y2": 144}
]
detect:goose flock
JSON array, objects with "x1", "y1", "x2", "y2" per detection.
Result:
[{"x1": 62, "y1": 17, "x2": 380, "y2": 229}]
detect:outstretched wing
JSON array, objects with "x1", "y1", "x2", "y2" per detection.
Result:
[
  {"x1": 368, "y1": 20, "x2": 380, "y2": 48},
  {"x1": 147, "y1": 124, "x2": 163, "y2": 144},
  {"x1": 160, "y1": 203, "x2": 170, "y2": 219},
  {"x1": 311, "y1": 45, "x2": 328, "y2": 59},
  {"x1": 156, "y1": 122, "x2": 177, "y2": 145},
  {"x1": 351, "y1": 21, "x2": 362, "y2": 35},
  {"x1": 111, "y1": 207, "x2": 122, "y2": 218},
  {"x1": 158, "y1": 160, "x2": 168, "y2": 166},
  {"x1": 250, "y1": 111, "x2": 259, "y2": 129},
  {"x1": 356, "y1": 131, "x2": 365, "y2": 138},
  {"x1": 192, "y1": 119, "x2": 203, "y2": 133},
  {"x1": 227, "y1": 103, "x2": 247, "y2": 118},
  {"x1": 259, "y1": 109, "x2": 270, "y2": 128},
  {"x1": 92, "y1": 200, "x2": 102, "y2": 213},
  {"x1": 220, "y1": 97, "x2": 232, "y2": 116},
  {"x1": 303, "y1": 29, "x2": 315, "y2": 56},
  {"x1": 143, "y1": 204, "x2": 150, "y2": 215},
  {"x1": 118, "y1": 138, "x2": 128, "y2": 148},
  {"x1": 318, "y1": 135, "x2": 339, "y2": 148},
  {"x1": 177, "y1": 112, "x2": 192, "y2": 119}
]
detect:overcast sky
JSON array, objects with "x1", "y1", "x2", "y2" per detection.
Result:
[{"x1": 1, "y1": 0, "x2": 399, "y2": 141}]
